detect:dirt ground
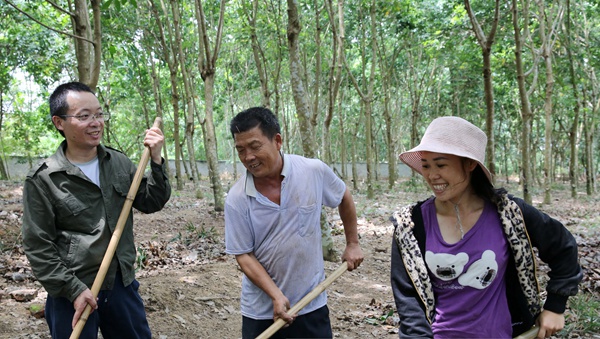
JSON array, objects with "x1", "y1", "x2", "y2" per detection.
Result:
[{"x1": 0, "y1": 178, "x2": 598, "y2": 339}]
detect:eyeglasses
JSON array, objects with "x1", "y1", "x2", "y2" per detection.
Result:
[{"x1": 60, "y1": 112, "x2": 111, "y2": 123}]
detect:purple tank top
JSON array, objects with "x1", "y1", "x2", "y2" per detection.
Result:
[{"x1": 422, "y1": 199, "x2": 512, "y2": 338}]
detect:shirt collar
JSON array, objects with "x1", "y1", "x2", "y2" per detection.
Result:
[{"x1": 244, "y1": 150, "x2": 287, "y2": 197}]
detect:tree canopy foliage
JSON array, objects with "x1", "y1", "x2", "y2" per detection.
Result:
[{"x1": 0, "y1": 0, "x2": 598, "y2": 202}]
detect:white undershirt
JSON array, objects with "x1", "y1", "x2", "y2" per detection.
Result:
[{"x1": 73, "y1": 157, "x2": 100, "y2": 186}]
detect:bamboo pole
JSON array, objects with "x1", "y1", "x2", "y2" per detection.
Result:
[
  {"x1": 255, "y1": 262, "x2": 349, "y2": 339},
  {"x1": 70, "y1": 117, "x2": 162, "y2": 339},
  {"x1": 513, "y1": 327, "x2": 539, "y2": 339}
]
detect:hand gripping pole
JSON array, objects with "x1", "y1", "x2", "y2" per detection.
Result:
[{"x1": 255, "y1": 261, "x2": 349, "y2": 339}]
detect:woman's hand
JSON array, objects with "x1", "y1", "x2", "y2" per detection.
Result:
[{"x1": 535, "y1": 310, "x2": 564, "y2": 338}]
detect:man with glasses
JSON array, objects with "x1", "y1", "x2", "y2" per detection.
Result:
[{"x1": 22, "y1": 81, "x2": 171, "y2": 339}]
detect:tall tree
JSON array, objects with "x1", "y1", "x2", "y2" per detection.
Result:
[
  {"x1": 564, "y1": 0, "x2": 581, "y2": 199},
  {"x1": 376, "y1": 43, "x2": 400, "y2": 189},
  {"x1": 286, "y1": 0, "x2": 340, "y2": 261},
  {"x1": 538, "y1": 0, "x2": 564, "y2": 204},
  {"x1": 170, "y1": 0, "x2": 200, "y2": 185},
  {"x1": 583, "y1": 61, "x2": 598, "y2": 195},
  {"x1": 373, "y1": 2, "x2": 405, "y2": 189},
  {"x1": 310, "y1": 0, "x2": 322, "y2": 139},
  {"x1": 243, "y1": 0, "x2": 271, "y2": 108},
  {"x1": 149, "y1": 0, "x2": 184, "y2": 190},
  {"x1": 343, "y1": 1, "x2": 377, "y2": 199},
  {"x1": 0, "y1": 86, "x2": 8, "y2": 179},
  {"x1": 511, "y1": 0, "x2": 539, "y2": 203},
  {"x1": 463, "y1": 0, "x2": 500, "y2": 182},
  {"x1": 194, "y1": 0, "x2": 226, "y2": 211},
  {"x1": 72, "y1": 0, "x2": 102, "y2": 89},
  {"x1": 287, "y1": 0, "x2": 316, "y2": 157},
  {"x1": 323, "y1": 0, "x2": 344, "y2": 166},
  {"x1": 403, "y1": 35, "x2": 437, "y2": 165},
  {"x1": 581, "y1": 6, "x2": 598, "y2": 195}
]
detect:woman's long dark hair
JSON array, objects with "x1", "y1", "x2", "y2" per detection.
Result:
[{"x1": 470, "y1": 164, "x2": 507, "y2": 203}]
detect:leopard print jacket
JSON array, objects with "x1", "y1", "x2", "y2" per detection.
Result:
[{"x1": 391, "y1": 193, "x2": 543, "y2": 323}]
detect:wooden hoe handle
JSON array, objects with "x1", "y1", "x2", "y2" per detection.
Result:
[
  {"x1": 255, "y1": 261, "x2": 349, "y2": 339},
  {"x1": 513, "y1": 327, "x2": 539, "y2": 339},
  {"x1": 70, "y1": 117, "x2": 162, "y2": 339}
]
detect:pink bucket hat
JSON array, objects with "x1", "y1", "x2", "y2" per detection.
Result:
[{"x1": 399, "y1": 116, "x2": 492, "y2": 182}]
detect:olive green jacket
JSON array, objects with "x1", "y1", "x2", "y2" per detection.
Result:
[{"x1": 22, "y1": 141, "x2": 171, "y2": 302}]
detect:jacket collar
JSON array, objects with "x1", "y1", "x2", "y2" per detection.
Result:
[{"x1": 45, "y1": 141, "x2": 110, "y2": 175}]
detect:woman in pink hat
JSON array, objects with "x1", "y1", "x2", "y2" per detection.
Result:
[{"x1": 390, "y1": 116, "x2": 582, "y2": 339}]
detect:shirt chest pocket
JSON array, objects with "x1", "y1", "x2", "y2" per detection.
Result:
[
  {"x1": 55, "y1": 195, "x2": 94, "y2": 231},
  {"x1": 112, "y1": 178, "x2": 131, "y2": 198},
  {"x1": 57, "y1": 195, "x2": 88, "y2": 216},
  {"x1": 109, "y1": 174, "x2": 133, "y2": 204},
  {"x1": 297, "y1": 203, "x2": 318, "y2": 237}
]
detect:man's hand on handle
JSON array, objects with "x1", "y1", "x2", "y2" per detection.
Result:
[
  {"x1": 342, "y1": 242, "x2": 364, "y2": 271},
  {"x1": 272, "y1": 294, "x2": 296, "y2": 326},
  {"x1": 72, "y1": 289, "x2": 97, "y2": 329}
]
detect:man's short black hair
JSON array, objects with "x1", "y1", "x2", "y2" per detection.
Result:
[
  {"x1": 230, "y1": 107, "x2": 281, "y2": 140},
  {"x1": 49, "y1": 81, "x2": 95, "y2": 118}
]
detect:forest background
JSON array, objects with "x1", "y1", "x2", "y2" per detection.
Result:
[
  {"x1": 0, "y1": 0, "x2": 599, "y2": 337},
  {"x1": 0, "y1": 0, "x2": 599, "y2": 206}
]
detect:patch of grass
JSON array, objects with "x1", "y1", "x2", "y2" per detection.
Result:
[
  {"x1": 184, "y1": 221, "x2": 218, "y2": 244},
  {"x1": 365, "y1": 309, "x2": 395, "y2": 325},
  {"x1": 135, "y1": 246, "x2": 148, "y2": 272},
  {"x1": 186, "y1": 222, "x2": 196, "y2": 233},
  {"x1": 169, "y1": 232, "x2": 182, "y2": 242},
  {"x1": 196, "y1": 225, "x2": 218, "y2": 239},
  {"x1": 561, "y1": 293, "x2": 600, "y2": 337}
]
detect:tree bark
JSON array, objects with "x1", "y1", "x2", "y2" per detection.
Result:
[
  {"x1": 287, "y1": 0, "x2": 339, "y2": 261},
  {"x1": 341, "y1": 1, "x2": 376, "y2": 199},
  {"x1": 311, "y1": 0, "x2": 321, "y2": 135},
  {"x1": 565, "y1": 0, "x2": 580, "y2": 199},
  {"x1": 538, "y1": 0, "x2": 563, "y2": 204},
  {"x1": 0, "y1": 91, "x2": 8, "y2": 179},
  {"x1": 287, "y1": 0, "x2": 316, "y2": 158},
  {"x1": 194, "y1": 0, "x2": 226, "y2": 212},
  {"x1": 149, "y1": 0, "x2": 183, "y2": 190},
  {"x1": 70, "y1": 0, "x2": 101, "y2": 90},
  {"x1": 511, "y1": 0, "x2": 534, "y2": 203},
  {"x1": 338, "y1": 87, "x2": 347, "y2": 179},
  {"x1": 170, "y1": 0, "x2": 200, "y2": 185},
  {"x1": 463, "y1": 0, "x2": 500, "y2": 184},
  {"x1": 375, "y1": 30, "x2": 400, "y2": 189},
  {"x1": 583, "y1": 69, "x2": 598, "y2": 195},
  {"x1": 244, "y1": 0, "x2": 271, "y2": 108},
  {"x1": 323, "y1": 0, "x2": 344, "y2": 166}
]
